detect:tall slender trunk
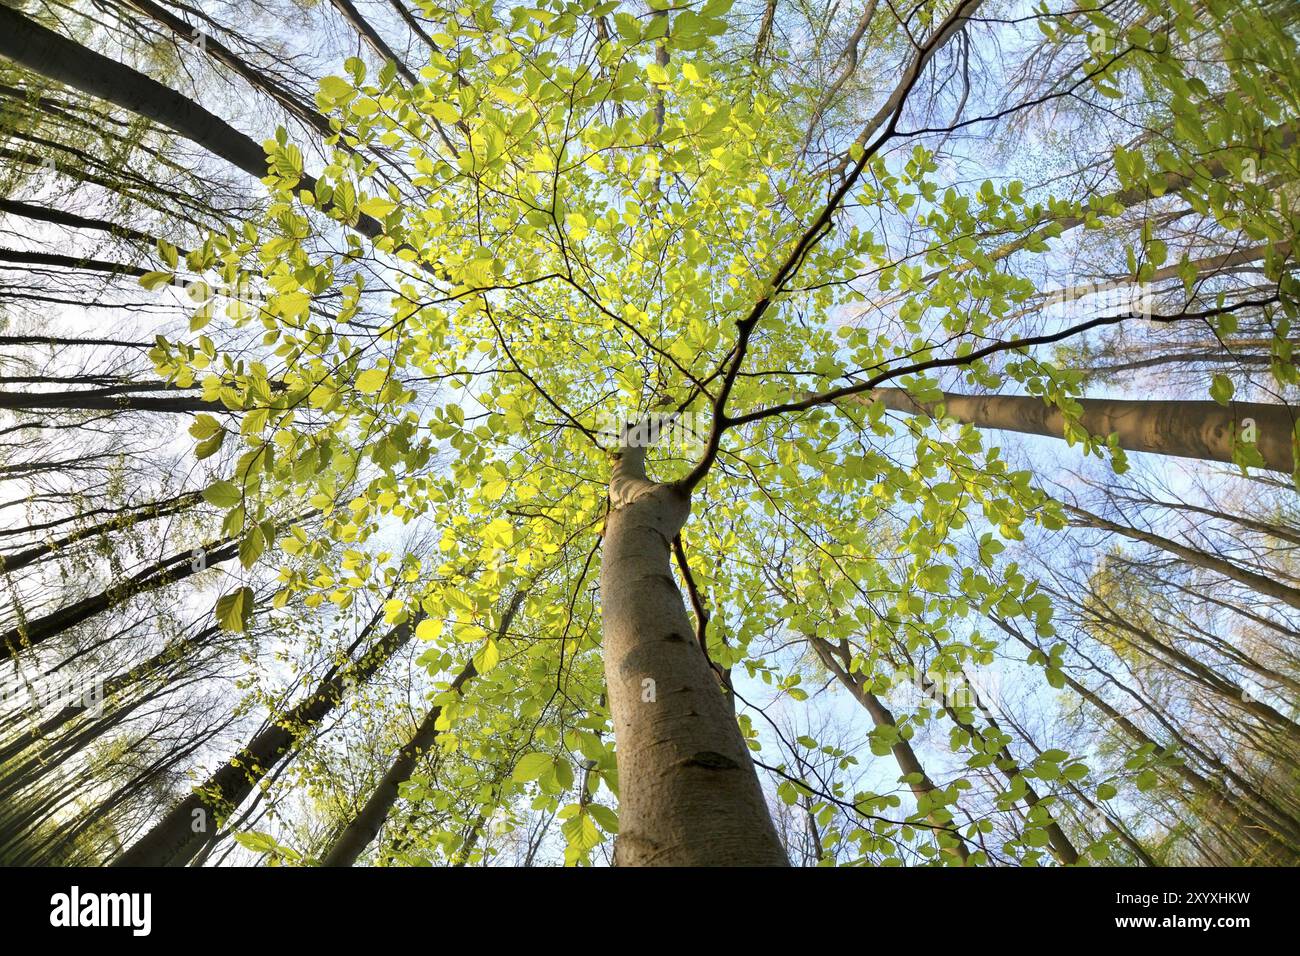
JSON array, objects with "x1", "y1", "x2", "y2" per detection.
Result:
[
  {"x1": 1067, "y1": 505, "x2": 1300, "y2": 611},
  {"x1": 319, "y1": 656, "x2": 474, "y2": 866},
  {"x1": 809, "y1": 637, "x2": 970, "y2": 863},
  {"x1": 320, "y1": 588, "x2": 530, "y2": 866},
  {"x1": 915, "y1": 663, "x2": 1079, "y2": 864},
  {"x1": 112, "y1": 613, "x2": 415, "y2": 867},
  {"x1": 0, "y1": 388, "x2": 219, "y2": 414},
  {"x1": 999, "y1": 621, "x2": 1298, "y2": 864},
  {"x1": 0, "y1": 248, "x2": 148, "y2": 277},
  {"x1": 0, "y1": 198, "x2": 169, "y2": 250},
  {"x1": 600, "y1": 447, "x2": 787, "y2": 865},
  {"x1": 0, "y1": 6, "x2": 384, "y2": 240},
  {"x1": 0, "y1": 535, "x2": 239, "y2": 661},
  {"x1": 0, "y1": 491, "x2": 202, "y2": 573},
  {"x1": 862, "y1": 388, "x2": 1297, "y2": 473},
  {"x1": 0, "y1": 6, "x2": 266, "y2": 180},
  {"x1": 328, "y1": 0, "x2": 418, "y2": 85},
  {"x1": 118, "y1": 0, "x2": 336, "y2": 140}
]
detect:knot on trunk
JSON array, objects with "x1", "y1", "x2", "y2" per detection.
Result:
[{"x1": 678, "y1": 750, "x2": 741, "y2": 771}]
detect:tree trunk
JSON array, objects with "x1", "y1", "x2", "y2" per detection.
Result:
[
  {"x1": 0, "y1": 198, "x2": 168, "y2": 250},
  {"x1": 918, "y1": 664, "x2": 1079, "y2": 864},
  {"x1": 0, "y1": 389, "x2": 219, "y2": 414},
  {"x1": 0, "y1": 535, "x2": 239, "y2": 661},
  {"x1": 600, "y1": 446, "x2": 787, "y2": 865},
  {"x1": 862, "y1": 388, "x2": 1296, "y2": 473},
  {"x1": 0, "y1": 6, "x2": 384, "y2": 240},
  {"x1": 998, "y1": 620, "x2": 1298, "y2": 864},
  {"x1": 0, "y1": 491, "x2": 202, "y2": 573},
  {"x1": 810, "y1": 637, "x2": 971, "y2": 863},
  {"x1": 328, "y1": 0, "x2": 418, "y2": 85},
  {"x1": 319, "y1": 657, "x2": 474, "y2": 866},
  {"x1": 112, "y1": 614, "x2": 415, "y2": 867},
  {"x1": 1067, "y1": 505, "x2": 1300, "y2": 612}
]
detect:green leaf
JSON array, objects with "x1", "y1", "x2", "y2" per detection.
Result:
[
  {"x1": 139, "y1": 271, "x2": 174, "y2": 291},
  {"x1": 359, "y1": 197, "x2": 397, "y2": 217},
  {"x1": 356, "y1": 368, "x2": 389, "y2": 394},
  {"x1": 233, "y1": 831, "x2": 279, "y2": 853},
  {"x1": 1210, "y1": 374, "x2": 1234, "y2": 406},
  {"x1": 588, "y1": 804, "x2": 619, "y2": 833},
  {"x1": 512, "y1": 752, "x2": 553, "y2": 782},
  {"x1": 428, "y1": 101, "x2": 460, "y2": 124},
  {"x1": 472, "y1": 638, "x2": 500, "y2": 673},
  {"x1": 215, "y1": 586, "x2": 254, "y2": 633},
  {"x1": 318, "y1": 75, "x2": 355, "y2": 104},
  {"x1": 195, "y1": 429, "x2": 225, "y2": 460},
  {"x1": 561, "y1": 811, "x2": 602, "y2": 853},
  {"x1": 202, "y1": 480, "x2": 242, "y2": 508},
  {"x1": 239, "y1": 525, "x2": 266, "y2": 569}
]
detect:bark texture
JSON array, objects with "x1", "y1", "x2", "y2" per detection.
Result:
[
  {"x1": 863, "y1": 388, "x2": 1297, "y2": 473},
  {"x1": 112, "y1": 617, "x2": 413, "y2": 867},
  {"x1": 600, "y1": 447, "x2": 787, "y2": 866}
]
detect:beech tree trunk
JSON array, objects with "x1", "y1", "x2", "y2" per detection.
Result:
[
  {"x1": 863, "y1": 388, "x2": 1297, "y2": 473},
  {"x1": 0, "y1": 491, "x2": 202, "y2": 573},
  {"x1": 1067, "y1": 505, "x2": 1300, "y2": 612},
  {"x1": 600, "y1": 446, "x2": 787, "y2": 865},
  {"x1": 0, "y1": 535, "x2": 239, "y2": 661},
  {"x1": 933, "y1": 668, "x2": 1079, "y2": 864},
  {"x1": 320, "y1": 590, "x2": 526, "y2": 866},
  {"x1": 319, "y1": 658, "x2": 474, "y2": 866},
  {"x1": 999, "y1": 621, "x2": 1298, "y2": 864},
  {"x1": 0, "y1": 6, "x2": 384, "y2": 240},
  {"x1": 112, "y1": 615, "x2": 415, "y2": 867},
  {"x1": 0, "y1": 389, "x2": 219, "y2": 414},
  {"x1": 810, "y1": 638, "x2": 970, "y2": 863}
]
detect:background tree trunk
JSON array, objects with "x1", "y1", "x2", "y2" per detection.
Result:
[{"x1": 861, "y1": 388, "x2": 1296, "y2": 473}]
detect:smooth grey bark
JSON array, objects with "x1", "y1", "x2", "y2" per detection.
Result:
[
  {"x1": 810, "y1": 637, "x2": 970, "y2": 864},
  {"x1": 600, "y1": 446, "x2": 788, "y2": 865},
  {"x1": 112, "y1": 615, "x2": 414, "y2": 867},
  {"x1": 863, "y1": 388, "x2": 1297, "y2": 473},
  {"x1": 318, "y1": 593, "x2": 527, "y2": 866}
]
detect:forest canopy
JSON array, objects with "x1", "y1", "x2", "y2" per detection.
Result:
[{"x1": 0, "y1": 0, "x2": 1298, "y2": 868}]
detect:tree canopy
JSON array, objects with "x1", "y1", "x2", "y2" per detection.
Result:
[{"x1": 1, "y1": 0, "x2": 1299, "y2": 868}]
